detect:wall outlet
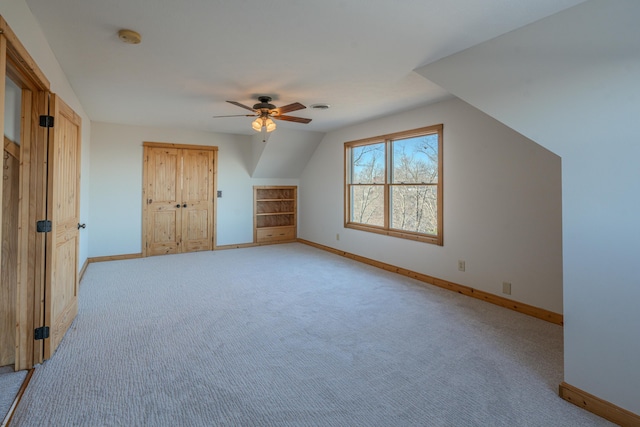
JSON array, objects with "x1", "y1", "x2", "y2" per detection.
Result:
[
  {"x1": 458, "y1": 260, "x2": 465, "y2": 272},
  {"x1": 336, "y1": 233, "x2": 340, "y2": 241},
  {"x1": 502, "y1": 282, "x2": 512, "y2": 295}
]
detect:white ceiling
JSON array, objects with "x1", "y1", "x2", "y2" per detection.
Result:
[{"x1": 25, "y1": 0, "x2": 586, "y2": 135}]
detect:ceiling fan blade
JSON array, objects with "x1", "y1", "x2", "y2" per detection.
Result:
[
  {"x1": 227, "y1": 100, "x2": 256, "y2": 112},
  {"x1": 274, "y1": 115, "x2": 312, "y2": 124},
  {"x1": 273, "y1": 102, "x2": 306, "y2": 115},
  {"x1": 212, "y1": 114, "x2": 256, "y2": 118}
]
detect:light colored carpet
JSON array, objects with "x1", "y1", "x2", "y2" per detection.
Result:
[
  {"x1": 11, "y1": 243, "x2": 613, "y2": 426},
  {"x1": 0, "y1": 365, "x2": 27, "y2": 421}
]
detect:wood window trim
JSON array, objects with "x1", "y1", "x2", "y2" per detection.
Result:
[{"x1": 344, "y1": 124, "x2": 443, "y2": 246}]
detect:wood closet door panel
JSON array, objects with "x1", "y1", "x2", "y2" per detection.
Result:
[
  {"x1": 181, "y1": 149, "x2": 213, "y2": 252},
  {"x1": 145, "y1": 148, "x2": 182, "y2": 255},
  {"x1": 148, "y1": 209, "x2": 181, "y2": 255},
  {"x1": 1, "y1": 142, "x2": 19, "y2": 366},
  {"x1": 147, "y1": 147, "x2": 180, "y2": 202},
  {"x1": 44, "y1": 94, "x2": 81, "y2": 359}
]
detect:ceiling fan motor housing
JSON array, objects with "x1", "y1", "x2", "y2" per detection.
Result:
[{"x1": 254, "y1": 96, "x2": 276, "y2": 111}]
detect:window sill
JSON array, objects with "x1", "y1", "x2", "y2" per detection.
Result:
[{"x1": 345, "y1": 223, "x2": 443, "y2": 246}]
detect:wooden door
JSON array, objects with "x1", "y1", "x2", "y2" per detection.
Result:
[
  {"x1": 1, "y1": 138, "x2": 20, "y2": 366},
  {"x1": 145, "y1": 147, "x2": 182, "y2": 256},
  {"x1": 143, "y1": 143, "x2": 216, "y2": 256},
  {"x1": 181, "y1": 149, "x2": 214, "y2": 252},
  {"x1": 43, "y1": 94, "x2": 81, "y2": 358}
]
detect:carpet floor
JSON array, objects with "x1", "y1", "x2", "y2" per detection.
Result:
[
  {"x1": 11, "y1": 243, "x2": 613, "y2": 426},
  {"x1": 0, "y1": 366, "x2": 27, "y2": 422}
]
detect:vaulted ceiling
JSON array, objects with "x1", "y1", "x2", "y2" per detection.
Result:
[{"x1": 24, "y1": 0, "x2": 586, "y2": 135}]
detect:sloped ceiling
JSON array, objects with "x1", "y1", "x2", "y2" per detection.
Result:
[
  {"x1": 23, "y1": 0, "x2": 586, "y2": 135},
  {"x1": 250, "y1": 129, "x2": 324, "y2": 179},
  {"x1": 414, "y1": 0, "x2": 639, "y2": 157}
]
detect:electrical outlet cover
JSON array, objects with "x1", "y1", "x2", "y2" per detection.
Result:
[{"x1": 502, "y1": 282, "x2": 512, "y2": 295}]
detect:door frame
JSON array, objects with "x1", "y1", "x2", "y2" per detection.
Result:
[
  {"x1": 141, "y1": 141, "x2": 218, "y2": 257},
  {"x1": 0, "y1": 16, "x2": 51, "y2": 369}
]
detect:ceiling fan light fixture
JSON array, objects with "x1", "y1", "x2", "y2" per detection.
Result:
[
  {"x1": 219, "y1": 97, "x2": 311, "y2": 135},
  {"x1": 265, "y1": 118, "x2": 276, "y2": 132},
  {"x1": 251, "y1": 118, "x2": 263, "y2": 132}
]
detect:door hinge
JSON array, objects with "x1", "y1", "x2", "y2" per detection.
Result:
[
  {"x1": 36, "y1": 220, "x2": 52, "y2": 233},
  {"x1": 34, "y1": 326, "x2": 50, "y2": 340},
  {"x1": 39, "y1": 115, "x2": 54, "y2": 128}
]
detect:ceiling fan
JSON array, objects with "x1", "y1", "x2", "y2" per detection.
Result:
[{"x1": 213, "y1": 96, "x2": 312, "y2": 135}]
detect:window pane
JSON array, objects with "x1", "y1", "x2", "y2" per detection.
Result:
[
  {"x1": 4, "y1": 77, "x2": 22, "y2": 144},
  {"x1": 350, "y1": 185, "x2": 384, "y2": 226},
  {"x1": 351, "y1": 143, "x2": 386, "y2": 184},
  {"x1": 390, "y1": 185, "x2": 437, "y2": 235},
  {"x1": 391, "y1": 134, "x2": 438, "y2": 184}
]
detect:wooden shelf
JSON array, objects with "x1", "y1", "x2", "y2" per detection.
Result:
[{"x1": 254, "y1": 186, "x2": 297, "y2": 243}]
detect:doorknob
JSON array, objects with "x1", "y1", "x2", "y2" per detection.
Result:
[
  {"x1": 182, "y1": 203, "x2": 187, "y2": 208},
  {"x1": 175, "y1": 204, "x2": 181, "y2": 208}
]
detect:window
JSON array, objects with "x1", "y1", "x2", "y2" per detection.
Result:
[{"x1": 345, "y1": 125, "x2": 443, "y2": 245}]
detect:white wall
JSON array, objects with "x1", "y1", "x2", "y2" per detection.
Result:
[
  {"x1": 0, "y1": 0, "x2": 92, "y2": 269},
  {"x1": 300, "y1": 97, "x2": 563, "y2": 314},
  {"x1": 251, "y1": 128, "x2": 324, "y2": 178},
  {"x1": 416, "y1": 0, "x2": 640, "y2": 415},
  {"x1": 89, "y1": 122, "x2": 299, "y2": 257}
]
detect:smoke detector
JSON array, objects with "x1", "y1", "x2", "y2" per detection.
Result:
[{"x1": 118, "y1": 29, "x2": 142, "y2": 45}]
